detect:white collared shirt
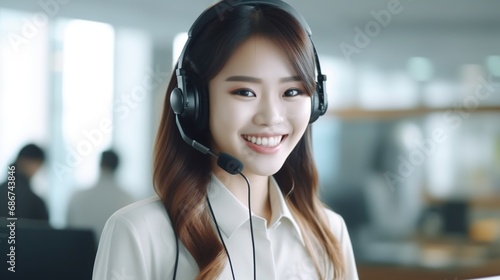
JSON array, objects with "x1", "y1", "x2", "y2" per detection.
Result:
[{"x1": 93, "y1": 175, "x2": 359, "y2": 280}]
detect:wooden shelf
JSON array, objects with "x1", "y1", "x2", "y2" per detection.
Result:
[
  {"x1": 423, "y1": 194, "x2": 500, "y2": 210},
  {"x1": 329, "y1": 106, "x2": 500, "y2": 119},
  {"x1": 358, "y1": 259, "x2": 500, "y2": 280},
  {"x1": 470, "y1": 197, "x2": 500, "y2": 210}
]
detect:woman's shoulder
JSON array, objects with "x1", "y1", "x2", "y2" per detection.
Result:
[
  {"x1": 99, "y1": 196, "x2": 177, "y2": 256},
  {"x1": 322, "y1": 207, "x2": 349, "y2": 241},
  {"x1": 94, "y1": 197, "x2": 179, "y2": 279},
  {"x1": 322, "y1": 207, "x2": 360, "y2": 279},
  {"x1": 111, "y1": 196, "x2": 164, "y2": 216},
  {"x1": 104, "y1": 196, "x2": 172, "y2": 235}
]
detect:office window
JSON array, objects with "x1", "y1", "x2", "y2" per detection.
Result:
[
  {"x1": 0, "y1": 8, "x2": 50, "y2": 184},
  {"x1": 48, "y1": 19, "x2": 115, "y2": 227}
]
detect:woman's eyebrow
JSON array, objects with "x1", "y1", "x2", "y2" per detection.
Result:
[
  {"x1": 226, "y1": 76, "x2": 262, "y2": 83},
  {"x1": 279, "y1": 76, "x2": 301, "y2": 83},
  {"x1": 225, "y1": 75, "x2": 301, "y2": 83}
]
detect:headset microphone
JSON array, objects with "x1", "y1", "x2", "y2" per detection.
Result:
[{"x1": 174, "y1": 114, "x2": 243, "y2": 175}]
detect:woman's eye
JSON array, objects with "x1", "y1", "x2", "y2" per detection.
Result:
[
  {"x1": 232, "y1": 89, "x2": 256, "y2": 97},
  {"x1": 284, "y1": 88, "x2": 303, "y2": 97}
]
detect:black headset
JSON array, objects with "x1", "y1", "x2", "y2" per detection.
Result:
[{"x1": 170, "y1": 0, "x2": 328, "y2": 136}]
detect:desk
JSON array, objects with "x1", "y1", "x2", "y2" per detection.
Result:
[
  {"x1": 358, "y1": 259, "x2": 500, "y2": 280},
  {"x1": 356, "y1": 235, "x2": 500, "y2": 280}
]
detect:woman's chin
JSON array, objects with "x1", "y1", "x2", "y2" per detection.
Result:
[{"x1": 242, "y1": 160, "x2": 286, "y2": 177}]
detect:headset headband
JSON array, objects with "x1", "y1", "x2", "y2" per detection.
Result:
[
  {"x1": 176, "y1": 0, "x2": 321, "y2": 78},
  {"x1": 173, "y1": 0, "x2": 328, "y2": 123}
]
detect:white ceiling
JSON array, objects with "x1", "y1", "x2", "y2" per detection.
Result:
[
  {"x1": 3, "y1": 0, "x2": 500, "y2": 37},
  {"x1": 2, "y1": 0, "x2": 499, "y2": 78}
]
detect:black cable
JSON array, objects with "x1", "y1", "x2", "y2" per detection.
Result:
[
  {"x1": 167, "y1": 204, "x2": 179, "y2": 280},
  {"x1": 173, "y1": 173, "x2": 257, "y2": 280},
  {"x1": 207, "y1": 196, "x2": 236, "y2": 280},
  {"x1": 238, "y1": 172, "x2": 257, "y2": 280},
  {"x1": 172, "y1": 231, "x2": 179, "y2": 280}
]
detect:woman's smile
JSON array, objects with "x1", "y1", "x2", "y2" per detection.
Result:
[{"x1": 241, "y1": 134, "x2": 288, "y2": 154}]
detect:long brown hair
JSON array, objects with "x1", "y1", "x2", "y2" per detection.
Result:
[{"x1": 153, "y1": 3, "x2": 345, "y2": 279}]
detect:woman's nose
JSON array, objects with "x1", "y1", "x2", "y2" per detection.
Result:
[{"x1": 253, "y1": 94, "x2": 285, "y2": 127}]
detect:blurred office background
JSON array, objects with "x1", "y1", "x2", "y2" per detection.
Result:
[{"x1": 1, "y1": 0, "x2": 499, "y2": 279}]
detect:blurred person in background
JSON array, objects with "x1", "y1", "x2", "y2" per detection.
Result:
[
  {"x1": 66, "y1": 149, "x2": 134, "y2": 241},
  {"x1": 0, "y1": 143, "x2": 49, "y2": 221}
]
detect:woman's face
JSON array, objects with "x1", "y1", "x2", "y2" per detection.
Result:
[{"x1": 208, "y1": 36, "x2": 311, "y2": 177}]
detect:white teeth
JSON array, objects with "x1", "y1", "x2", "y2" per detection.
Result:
[{"x1": 243, "y1": 135, "x2": 283, "y2": 147}]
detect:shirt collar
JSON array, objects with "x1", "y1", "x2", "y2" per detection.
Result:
[
  {"x1": 207, "y1": 174, "x2": 305, "y2": 245},
  {"x1": 267, "y1": 176, "x2": 305, "y2": 246}
]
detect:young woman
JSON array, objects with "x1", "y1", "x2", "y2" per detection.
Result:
[{"x1": 93, "y1": 1, "x2": 358, "y2": 279}]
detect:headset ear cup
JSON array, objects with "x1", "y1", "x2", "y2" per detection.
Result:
[
  {"x1": 309, "y1": 84, "x2": 321, "y2": 123},
  {"x1": 182, "y1": 76, "x2": 209, "y2": 134},
  {"x1": 170, "y1": 87, "x2": 184, "y2": 115},
  {"x1": 193, "y1": 82, "x2": 209, "y2": 134}
]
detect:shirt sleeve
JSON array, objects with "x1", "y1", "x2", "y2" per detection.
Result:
[
  {"x1": 324, "y1": 209, "x2": 359, "y2": 280},
  {"x1": 337, "y1": 215, "x2": 359, "y2": 280},
  {"x1": 92, "y1": 214, "x2": 149, "y2": 280}
]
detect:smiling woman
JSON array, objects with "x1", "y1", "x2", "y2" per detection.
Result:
[{"x1": 92, "y1": 1, "x2": 358, "y2": 280}]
